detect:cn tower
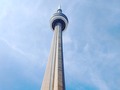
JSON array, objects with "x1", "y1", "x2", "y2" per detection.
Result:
[{"x1": 41, "y1": 6, "x2": 68, "y2": 90}]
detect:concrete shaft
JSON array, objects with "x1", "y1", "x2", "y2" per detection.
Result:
[{"x1": 41, "y1": 23, "x2": 65, "y2": 90}]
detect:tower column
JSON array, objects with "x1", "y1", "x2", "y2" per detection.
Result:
[{"x1": 54, "y1": 23, "x2": 65, "y2": 90}]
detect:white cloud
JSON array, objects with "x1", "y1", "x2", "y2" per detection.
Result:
[{"x1": 90, "y1": 71, "x2": 109, "y2": 90}]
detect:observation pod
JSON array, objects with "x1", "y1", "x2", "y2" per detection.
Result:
[{"x1": 50, "y1": 8, "x2": 68, "y2": 31}]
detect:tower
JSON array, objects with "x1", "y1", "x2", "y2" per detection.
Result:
[{"x1": 41, "y1": 7, "x2": 68, "y2": 90}]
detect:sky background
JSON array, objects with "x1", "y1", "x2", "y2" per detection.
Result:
[{"x1": 0, "y1": 0, "x2": 120, "y2": 90}]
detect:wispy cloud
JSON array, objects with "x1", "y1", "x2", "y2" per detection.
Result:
[
  {"x1": 0, "y1": 38, "x2": 36, "y2": 58},
  {"x1": 90, "y1": 71, "x2": 109, "y2": 90}
]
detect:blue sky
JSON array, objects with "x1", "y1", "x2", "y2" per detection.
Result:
[{"x1": 0, "y1": 0, "x2": 120, "y2": 90}]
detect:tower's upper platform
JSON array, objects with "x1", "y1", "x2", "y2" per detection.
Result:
[{"x1": 50, "y1": 7, "x2": 68, "y2": 31}]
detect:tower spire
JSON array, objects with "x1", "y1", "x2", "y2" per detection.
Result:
[
  {"x1": 57, "y1": 5, "x2": 62, "y2": 13},
  {"x1": 58, "y1": 4, "x2": 61, "y2": 10}
]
